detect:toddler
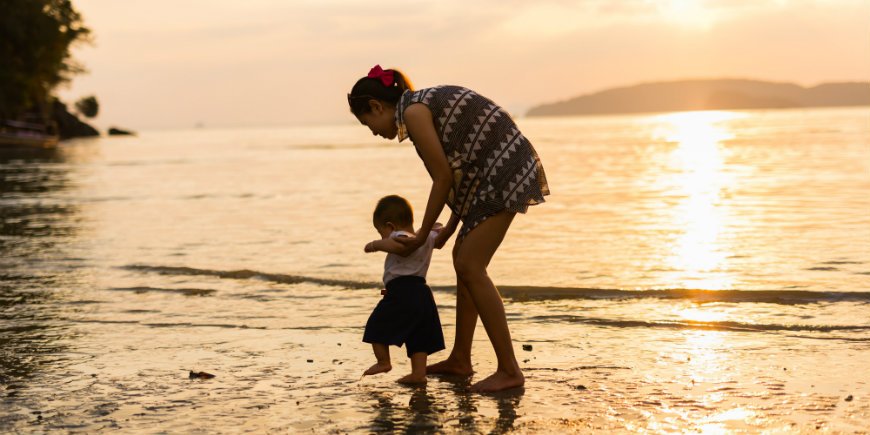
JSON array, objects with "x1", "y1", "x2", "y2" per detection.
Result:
[{"x1": 362, "y1": 195, "x2": 453, "y2": 384}]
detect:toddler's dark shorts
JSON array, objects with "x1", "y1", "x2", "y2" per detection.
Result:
[{"x1": 363, "y1": 275, "x2": 445, "y2": 358}]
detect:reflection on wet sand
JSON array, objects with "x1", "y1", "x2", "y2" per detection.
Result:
[
  {"x1": 365, "y1": 377, "x2": 524, "y2": 433},
  {"x1": 0, "y1": 146, "x2": 83, "y2": 426}
]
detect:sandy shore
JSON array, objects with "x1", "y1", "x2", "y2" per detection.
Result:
[{"x1": 2, "y1": 278, "x2": 868, "y2": 434}]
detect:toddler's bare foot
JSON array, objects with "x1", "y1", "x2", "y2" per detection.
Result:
[
  {"x1": 427, "y1": 356, "x2": 473, "y2": 376},
  {"x1": 363, "y1": 362, "x2": 392, "y2": 376},
  {"x1": 397, "y1": 373, "x2": 427, "y2": 385},
  {"x1": 470, "y1": 370, "x2": 524, "y2": 393}
]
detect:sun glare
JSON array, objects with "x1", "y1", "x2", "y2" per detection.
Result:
[
  {"x1": 651, "y1": 111, "x2": 743, "y2": 290},
  {"x1": 656, "y1": 0, "x2": 720, "y2": 30},
  {"x1": 675, "y1": 306, "x2": 730, "y2": 323}
]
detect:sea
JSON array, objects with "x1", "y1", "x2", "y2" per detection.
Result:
[{"x1": 1, "y1": 107, "x2": 868, "y2": 433}]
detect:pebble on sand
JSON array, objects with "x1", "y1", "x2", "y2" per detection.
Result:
[
  {"x1": 522, "y1": 344, "x2": 533, "y2": 351},
  {"x1": 189, "y1": 371, "x2": 215, "y2": 379},
  {"x1": 845, "y1": 395, "x2": 853, "y2": 402}
]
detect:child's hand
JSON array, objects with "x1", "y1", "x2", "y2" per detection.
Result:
[
  {"x1": 432, "y1": 222, "x2": 444, "y2": 233},
  {"x1": 364, "y1": 241, "x2": 376, "y2": 253}
]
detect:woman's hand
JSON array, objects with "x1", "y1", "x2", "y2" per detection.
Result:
[{"x1": 391, "y1": 231, "x2": 426, "y2": 256}]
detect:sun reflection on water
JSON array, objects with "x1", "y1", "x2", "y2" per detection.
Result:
[
  {"x1": 650, "y1": 111, "x2": 744, "y2": 290},
  {"x1": 675, "y1": 306, "x2": 730, "y2": 323}
]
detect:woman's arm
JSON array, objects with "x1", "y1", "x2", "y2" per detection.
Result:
[{"x1": 394, "y1": 103, "x2": 453, "y2": 255}]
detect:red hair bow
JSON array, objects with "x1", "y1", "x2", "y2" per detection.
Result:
[{"x1": 367, "y1": 65, "x2": 394, "y2": 87}]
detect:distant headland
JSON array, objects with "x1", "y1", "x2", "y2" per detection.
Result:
[{"x1": 526, "y1": 79, "x2": 870, "y2": 117}]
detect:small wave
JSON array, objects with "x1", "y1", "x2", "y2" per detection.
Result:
[
  {"x1": 67, "y1": 318, "x2": 332, "y2": 331},
  {"x1": 109, "y1": 286, "x2": 217, "y2": 296},
  {"x1": 122, "y1": 264, "x2": 870, "y2": 304},
  {"x1": 496, "y1": 287, "x2": 870, "y2": 304},
  {"x1": 527, "y1": 314, "x2": 870, "y2": 334},
  {"x1": 122, "y1": 264, "x2": 380, "y2": 289},
  {"x1": 288, "y1": 142, "x2": 405, "y2": 151}
]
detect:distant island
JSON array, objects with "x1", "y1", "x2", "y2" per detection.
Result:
[{"x1": 526, "y1": 79, "x2": 870, "y2": 117}]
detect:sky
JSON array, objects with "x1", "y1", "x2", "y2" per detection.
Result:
[{"x1": 58, "y1": 0, "x2": 870, "y2": 130}]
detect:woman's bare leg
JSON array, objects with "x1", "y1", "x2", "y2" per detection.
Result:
[{"x1": 453, "y1": 211, "x2": 523, "y2": 393}]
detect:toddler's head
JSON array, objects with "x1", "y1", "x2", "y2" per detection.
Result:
[{"x1": 372, "y1": 195, "x2": 413, "y2": 238}]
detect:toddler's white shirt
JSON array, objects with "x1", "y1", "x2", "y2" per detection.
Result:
[{"x1": 383, "y1": 230, "x2": 438, "y2": 285}]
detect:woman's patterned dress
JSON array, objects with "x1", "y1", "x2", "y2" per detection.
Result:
[{"x1": 395, "y1": 86, "x2": 549, "y2": 239}]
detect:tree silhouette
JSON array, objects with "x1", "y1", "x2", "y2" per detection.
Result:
[
  {"x1": 75, "y1": 96, "x2": 99, "y2": 118},
  {"x1": 0, "y1": 0, "x2": 91, "y2": 120}
]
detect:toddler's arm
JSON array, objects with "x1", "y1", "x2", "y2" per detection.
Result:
[
  {"x1": 364, "y1": 235, "x2": 409, "y2": 254},
  {"x1": 434, "y1": 213, "x2": 460, "y2": 249}
]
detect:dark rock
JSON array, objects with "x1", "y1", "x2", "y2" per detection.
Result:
[
  {"x1": 108, "y1": 127, "x2": 136, "y2": 136},
  {"x1": 845, "y1": 395, "x2": 853, "y2": 402},
  {"x1": 576, "y1": 385, "x2": 587, "y2": 390},
  {"x1": 51, "y1": 100, "x2": 98, "y2": 139},
  {"x1": 522, "y1": 344, "x2": 533, "y2": 351},
  {"x1": 307, "y1": 359, "x2": 314, "y2": 363}
]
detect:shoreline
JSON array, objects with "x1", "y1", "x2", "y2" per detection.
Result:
[{"x1": 2, "y1": 280, "x2": 867, "y2": 433}]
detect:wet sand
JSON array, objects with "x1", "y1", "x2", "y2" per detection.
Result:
[{"x1": 2, "y1": 278, "x2": 868, "y2": 434}]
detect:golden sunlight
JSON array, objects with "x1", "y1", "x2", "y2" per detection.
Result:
[
  {"x1": 657, "y1": 0, "x2": 720, "y2": 30},
  {"x1": 683, "y1": 330, "x2": 728, "y2": 383},
  {"x1": 652, "y1": 111, "x2": 742, "y2": 289},
  {"x1": 675, "y1": 306, "x2": 730, "y2": 323}
]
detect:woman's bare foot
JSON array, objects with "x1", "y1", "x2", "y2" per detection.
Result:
[
  {"x1": 363, "y1": 362, "x2": 392, "y2": 376},
  {"x1": 470, "y1": 370, "x2": 524, "y2": 393},
  {"x1": 426, "y1": 357, "x2": 473, "y2": 376},
  {"x1": 397, "y1": 373, "x2": 427, "y2": 385}
]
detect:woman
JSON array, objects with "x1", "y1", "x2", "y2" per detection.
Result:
[{"x1": 348, "y1": 65, "x2": 549, "y2": 392}]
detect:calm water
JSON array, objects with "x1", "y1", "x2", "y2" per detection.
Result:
[{"x1": 1, "y1": 107, "x2": 869, "y2": 433}]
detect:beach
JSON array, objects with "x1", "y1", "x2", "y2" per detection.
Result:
[
  {"x1": 2, "y1": 108, "x2": 869, "y2": 433},
  {"x1": 3, "y1": 272, "x2": 868, "y2": 433}
]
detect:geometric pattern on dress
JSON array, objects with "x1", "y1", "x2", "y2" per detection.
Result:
[
  {"x1": 503, "y1": 159, "x2": 537, "y2": 209},
  {"x1": 395, "y1": 85, "x2": 550, "y2": 240},
  {"x1": 464, "y1": 103, "x2": 500, "y2": 163},
  {"x1": 439, "y1": 88, "x2": 473, "y2": 144}
]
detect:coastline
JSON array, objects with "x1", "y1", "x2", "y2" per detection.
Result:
[{"x1": 2, "y1": 279, "x2": 867, "y2": 433}]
